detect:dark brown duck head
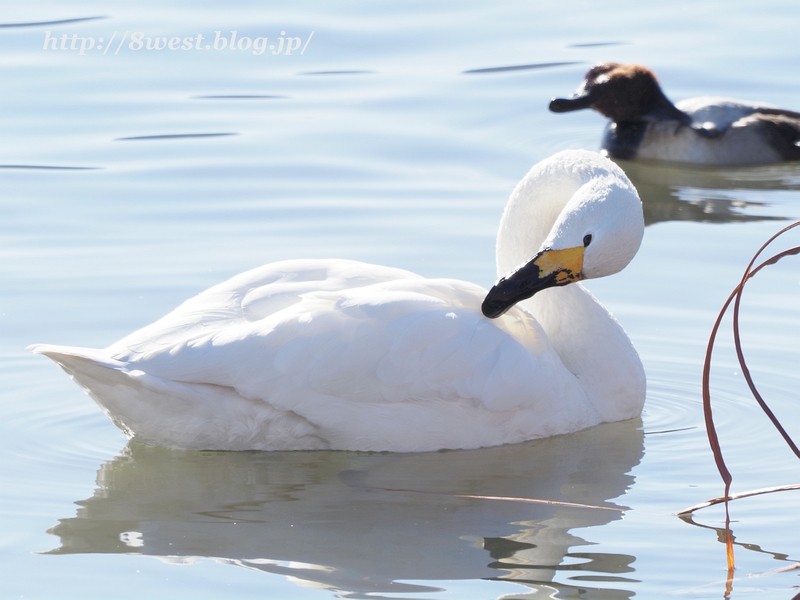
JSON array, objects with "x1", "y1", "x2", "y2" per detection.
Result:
[{"x1": 550, "y1": 63, "x2": 689, "y2": 125}]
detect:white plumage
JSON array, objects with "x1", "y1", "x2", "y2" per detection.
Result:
[{"x1": 30, "y1": 149, "x2": 646, "y2": 452}]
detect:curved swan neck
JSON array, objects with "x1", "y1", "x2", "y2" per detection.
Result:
[
  {"x1": 492, "y1": 151, "x2": 646, "y2": 423},
  {"x1": 495, "y1": 152, "x2": 614, "y2": 278}
]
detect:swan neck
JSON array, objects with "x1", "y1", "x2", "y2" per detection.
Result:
[{"x1": 495, "y1": 161, "x2": 598, "y2": 279}]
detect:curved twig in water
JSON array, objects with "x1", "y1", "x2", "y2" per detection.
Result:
[
  {"x1": 677, "y1": 483, "x2": 800, "y2": 515},
  {"x1": 696, "y1": 221, "x2": 800, "y2": 574}
]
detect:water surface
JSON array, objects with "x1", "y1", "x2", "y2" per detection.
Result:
[{"x1": 3, "y1": 1, "x2": 800, "y2": 598}]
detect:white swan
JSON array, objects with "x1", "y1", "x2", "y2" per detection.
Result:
[{"x1": 29, "y1": 150, "x2": 645, "y2": 452}]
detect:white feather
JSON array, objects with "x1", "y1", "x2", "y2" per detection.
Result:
[{"x1": 30, "y1": 149, "x2": 646, "y2": 452}]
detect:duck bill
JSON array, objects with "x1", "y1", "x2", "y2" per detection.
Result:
[
  {"x1": 482, "y1": 246, "x2": 585, "y2": 318},
  {"x1": 549, "y1": 90, "x2": 594, "y2": 113}
]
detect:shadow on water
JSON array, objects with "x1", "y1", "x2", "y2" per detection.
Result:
[
  {"x1": 614, "y1": 160, "x2": 800, "y2": 226},
  {"x1": 45, "y1": 420, "x2": 643, "y2": 599}
]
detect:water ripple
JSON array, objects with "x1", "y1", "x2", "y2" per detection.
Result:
[
  {"x1": 463, "y1": 61, "x2": 582, "y2": 74},
  {"x1": 0, "y1": 16, "x2": 107, "y2": 28},
  {"x1": 192, "y1": 95, "x2": 288, "y2": 100},
  {"x1": 299, "y1": 70, "x2": 375, "y2": 76},
  {"x1": 567, "y1": 41, "x2": 630, "y2": 48},
  {"x1": 115, "y1": 133, "x2": 238, "y2": 141},
  {"x1": 0, "y1": 164, "x2": 102, "y2": 170}
]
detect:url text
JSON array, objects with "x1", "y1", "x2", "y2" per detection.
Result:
[{"x1": 42, "y1": 30, "x2": 315, "y2": 56}]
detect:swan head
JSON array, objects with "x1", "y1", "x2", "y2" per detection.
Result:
[{"x1": 482, "y1": 152, "x2": 643, "y2": 318}]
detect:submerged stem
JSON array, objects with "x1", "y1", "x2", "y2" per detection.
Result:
[{"x1": 700, "y1": 220, "x2": 800, "y2": 574}]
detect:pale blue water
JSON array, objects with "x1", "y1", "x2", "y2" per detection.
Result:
[{"x1": 3, "y1": 1, "x2": 800, "y2": 598}]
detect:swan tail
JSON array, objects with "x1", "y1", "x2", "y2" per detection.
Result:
[
  {"x1": 27, "y1": 343, "x2": 325, "y2": 451},
  {"x1": 28, "y1": 343, "x2": 177, "y2": 442},
  {"x1": 28, "y1": 344, "x2": 126, "y2": 373}
]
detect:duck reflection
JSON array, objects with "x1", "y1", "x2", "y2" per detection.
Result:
[
  {"x1": 46, "y1": 420, "x2": 644, "y2": 599},
  {"x1": 615, "y1": 160, "x2": 800, "y2": 226}
]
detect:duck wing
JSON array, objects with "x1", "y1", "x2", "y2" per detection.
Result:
[
  {"x1": 678, "y1": 98, "x2": 800, "y2": 155},
  {"x1": 744, "y1": 111, "x2": 800, "y2": 160}
]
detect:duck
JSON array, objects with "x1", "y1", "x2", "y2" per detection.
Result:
[
  {"x1": 29, "y1": 149, "x2": 646, "y2": 453},
  {"x1": 549, "y1": 63, "x2": 800, "y2": 165}
]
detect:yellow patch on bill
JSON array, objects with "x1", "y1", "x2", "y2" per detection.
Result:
[{"x1": 533, "y1": 246, "x2": 585, "y2": 283}]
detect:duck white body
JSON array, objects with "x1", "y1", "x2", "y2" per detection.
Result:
[
  {"x1": 30, "y1": 150, "x2": 646, "y2": 452},
  {"x1": 634, "y1": 97, "x2": 789, "y2": 164},
  {"x1": 550, "y1": 64, "x2": 800, "y2": 165}
]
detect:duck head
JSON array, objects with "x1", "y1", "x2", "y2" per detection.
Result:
[{"x1": 549, "y1": 63, "x2": 689, "y2": 125}]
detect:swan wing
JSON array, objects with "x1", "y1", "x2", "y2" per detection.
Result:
[
  {"x1": 106, "y1": 259, "x2": 421, "y2": 357},
  {"x1": 32, "y1": 261, "x2": 594, "y2": 451}
]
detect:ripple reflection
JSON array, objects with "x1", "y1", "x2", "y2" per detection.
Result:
[
  {"x1": 616, "y1": 160, "x2": 800, "y2": 226},
  {"x1": 46, "y1": 421, "x2": 644, "y2": 598}
]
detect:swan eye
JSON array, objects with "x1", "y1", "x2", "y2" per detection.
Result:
[{"x1": 583, "y1": 234, "x2": 592, "y2": 247}]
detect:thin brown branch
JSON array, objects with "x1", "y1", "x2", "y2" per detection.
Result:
[
  {"x1": 699, "y1": 220, "x2": 800, "y2": 573},
  {"x1": 733, "y1": 242, "x2": 800, "y2": 459},
  {"x1": 677, "y1": 483, "x2": 800, "y2": 516},
  {"x1": 455, "y1": 493, "x2": 624, "y2": 511}
]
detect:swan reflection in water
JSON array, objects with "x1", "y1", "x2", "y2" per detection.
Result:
[
  {"x1": 46, "y1": 420, "x2": 643, "y2": 599},
  {"x1": 616, "y1": 159, "x2": 800, "y2": 226}
]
